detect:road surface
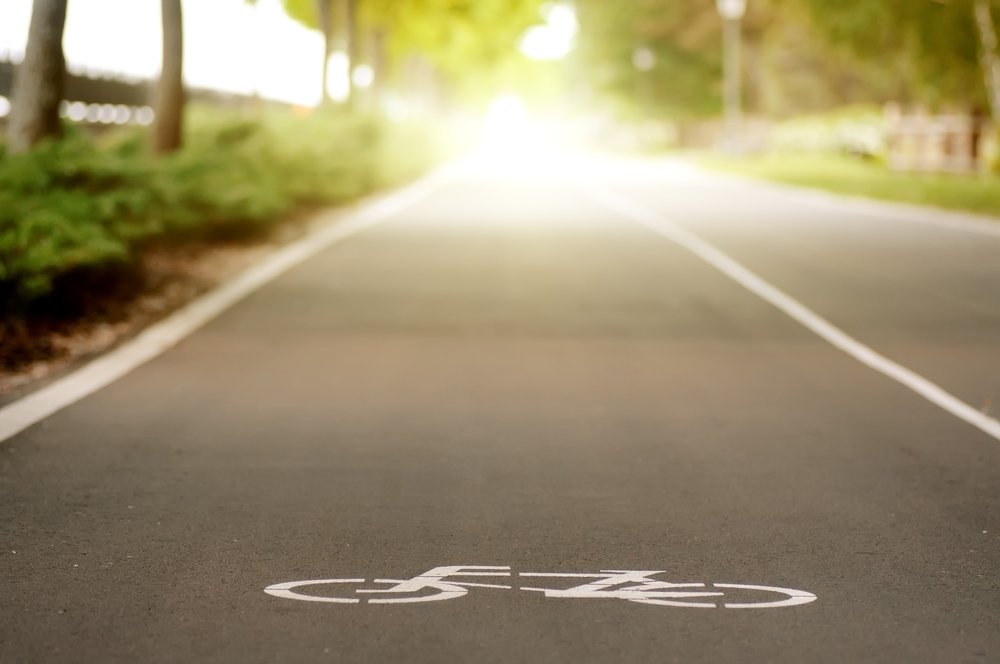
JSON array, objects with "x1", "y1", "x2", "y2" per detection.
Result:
[{"x1": 2, "y1": 153, "x2": 999, "y2": 663}]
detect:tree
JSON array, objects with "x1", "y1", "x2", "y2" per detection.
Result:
[
  {"x1": 6, "y1": 0, "x2": 69, "y2": 155},
  {"x1": 152, "y1": 0, "x2": 184, "y2": 154},
  {"x1": 346, "y1": 0, "x2": 359, "y2": 106},
  {"x1": 785, "y1": 0, "x2": 998, "y2": 110},
  {"x1": 974, "y1": 0, "x2": 1000, "y2": 120},
  {"x1": 278, "y1": 0, "x2": 343, "y2": 105},
  {"x1": 571, "y1": 0, "x2": 1000, "y2": 119},
  {"x1": 366, "y1": 0, "x2": 542, "y2": 75},
  {"x1": 316, "y1": 0, "x2": 334, "y2": 105},
  {"x1": 572, "y1": 0, "x2": 724, "y2": 118},
  {"x1": 277, "y1": 0, "x2": 544, "y2": 107}
]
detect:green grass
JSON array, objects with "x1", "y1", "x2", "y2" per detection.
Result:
[{"x1": 695, "y1": 152, "x2": 1000, "y2": 218}]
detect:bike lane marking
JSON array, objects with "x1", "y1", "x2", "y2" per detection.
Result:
[
  {"x1": 266, "y1": 566, "x2": 515, "y2": 605},
  {"x1": 713, "y1": 584, "x2": 818, "y2": 610},
  {"x1": 264, "y1": 579, "x2": 366, "y2": 604},
  {"x1": 581, "y1": 184, "x2": 1000, "y2": 443},
  {"x1": 264, "y1": 566, "x2": 818, "y2": 609},
  {"x1": 362, "y1": 566, "x2": 512, "y2": 604}
]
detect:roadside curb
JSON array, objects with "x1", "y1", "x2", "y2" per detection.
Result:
[{"x1": 0, "y1": 165, "x2": 456, "y2": 444}]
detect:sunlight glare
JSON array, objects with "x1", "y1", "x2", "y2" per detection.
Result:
[
  {"x1": 326, "y1": 52, "x2": 351, "y2": 103},
  {"x1": 519, "y1": 3, "x2": 578, "y2": 61},
  {"x1": 481, "y1": 95, "x2": 533, "y2": 152},
  {"x1": 352, "y1": 65, "x2": 375, "y2": 89},
  {"x1": 473, "y1": 95, "x2": 593, "y2": 182}
]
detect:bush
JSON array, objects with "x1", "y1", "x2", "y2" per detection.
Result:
[
  {"x1": 0, "y1": 131, "x2": 158, "y2": 304},
  {"x1": 768, "y1": 106, "x2": 886, "y2": 159},
  {"x1": 0, "y1": 107, "x2": 447, "y2": 310}
]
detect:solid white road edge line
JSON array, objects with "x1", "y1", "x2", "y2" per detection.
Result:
[
  {"x1": 585, "y1": 185, "x2": 1000, "y2": 443},
  {"x1": 0, "y1": 166, "x2": 456, "y2": 444}
]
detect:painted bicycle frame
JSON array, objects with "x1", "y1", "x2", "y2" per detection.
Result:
[{"x1": 265, "y1": 565, "x2": 817, "y2": 609}]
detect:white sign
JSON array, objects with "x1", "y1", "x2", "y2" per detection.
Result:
[{"x1": 265, "y1": 565, "x2": 816, "y2": 609}]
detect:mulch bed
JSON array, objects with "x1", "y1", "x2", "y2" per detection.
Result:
[{"x1": 0, "y1": 208, "x2": 324, "y2": 399}]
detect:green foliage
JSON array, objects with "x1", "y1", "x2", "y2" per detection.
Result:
[
  {"x1": 782, "y1": 0, "x2": 998, "y2": 109},
  {"x1": 280, "y1": 0, "x2": 321, "y2": 29},
  {"x1": 573, "y1": 0, "x2": 1000, "y2": 118},
  {"x1": 368, "y1": 0, "x2": 542, "y2": 75},
  {"x1": 0, "y1": 108, "x2": 446, "y2": 309},
  {"x1": 0, "y1": 131, "x2": 156, "y2": 302},
  {"x1": 572, "y1": 0, "x2": 724, "y2": 119},
  {"x1": 279, "y1": 0, "x2": 545, "y2": 84}
]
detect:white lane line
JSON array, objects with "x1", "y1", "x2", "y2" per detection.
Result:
[
  {"x1": 0, "y1": 166, "x2": 456, "y2": 444},
  {"x1": 585, "y1": 185, "x2": 1000, "y2": 443}
]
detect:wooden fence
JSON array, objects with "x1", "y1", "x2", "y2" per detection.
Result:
[
  {"x1": 0, "y1": 59, "x2": 286, "y2": 127},
  {"x1": 885, "y1": 107, "x2": 991, "y2": 174}
]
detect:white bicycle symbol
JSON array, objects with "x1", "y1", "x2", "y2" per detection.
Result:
[{"x1": 265, "y1": 566, "x2": 816, "y2": 609}]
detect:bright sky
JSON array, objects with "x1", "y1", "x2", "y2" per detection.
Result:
[
  {"x1": 520, "y1": 3, "x2": 578, "y2": 62},
  {"x1": 0, "y1": 1, "x2": 578, "y2": 107},
  {"x1": 0, "y1": 0, "x2": 326, "y2": 106}
]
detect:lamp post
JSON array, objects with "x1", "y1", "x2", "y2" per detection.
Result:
[
  {"x1": 632, "y1": 47, "x2": 656, "y2": 118},
  {"x1": 716, "y1": 0, "x2": 747, "y2": 152}
]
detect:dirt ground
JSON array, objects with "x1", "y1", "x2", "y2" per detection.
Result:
[{"x1": 0, "y1": 208, "x2": 324, "y2": 401}]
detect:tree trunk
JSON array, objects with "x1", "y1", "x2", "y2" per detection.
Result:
[
  {"x1": 974, "y1": 0, "x2": 1000, "y2": 122},
  {"x1": 6, "y1": 0, "x2": 68, "y2": 155},
  {"x1": 153, "y1": 0, "x2": 184, "y2": 154},
  {"x1": 371, "y1": 28, "x2": 387, "y2": 111},
  {"x1": 318, "y1": 0, "x2": 332, "y2": 105},
  {"x1": 345, "y1": 0, "x2": 357, "y2": 108}
]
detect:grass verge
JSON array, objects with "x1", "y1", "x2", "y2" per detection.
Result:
[{"x1": 694, "y1": 152, "x2": 1000, "y2": 218}]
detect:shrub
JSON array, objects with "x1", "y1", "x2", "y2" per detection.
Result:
[
  {"x1": 0, "y1": 131, "x2": 158, "y2": 304},
  {"x1": 0, "y1": 107, "x2": 447, "y2": 311}
]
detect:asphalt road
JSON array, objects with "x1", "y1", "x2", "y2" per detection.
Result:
[{"x1": 2, "y1": 153, "x2": 999, "y2": 663}]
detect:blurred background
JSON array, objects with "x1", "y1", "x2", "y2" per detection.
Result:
[
  {"x1": 2, "y1": 0, "x2": 1000, "y2": 379},
  {"x1": 3, "y1": 1, "x2": 1000, "y2": 155}
]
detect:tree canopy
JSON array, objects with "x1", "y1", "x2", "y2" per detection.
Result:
[
  {"x1": 787, "y1": 0, "x2": 992, "y2": 109},
  {"x1": 279, "y1": 0, "x2": 545, "y2": 79},
  {"x1": 571, "y1": 0, "x2": 1000, "y2": 119}
]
